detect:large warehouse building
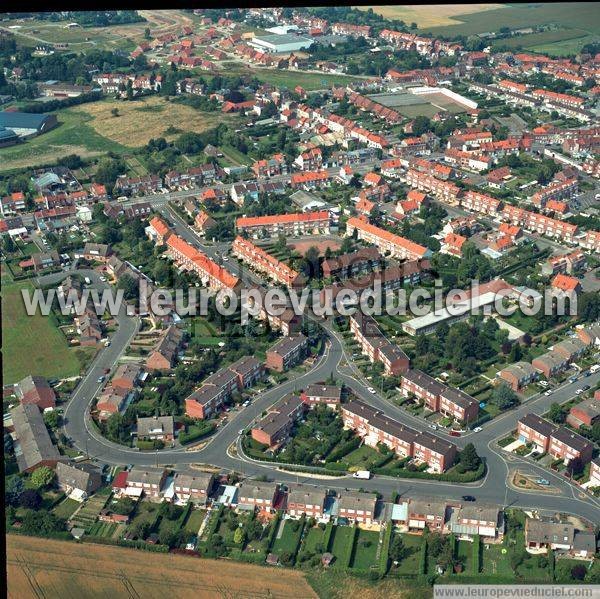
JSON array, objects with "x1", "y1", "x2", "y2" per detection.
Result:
[
  {"x1": 0, "y1": 112, "x2": 58, "y2": 138},
  {"x1": 249, "y1": 33, "x2": 313, "y2": 54}
]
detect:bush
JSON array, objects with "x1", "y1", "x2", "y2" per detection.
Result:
[{"x1": 179, "y1": 421, "x2": 216, "y2": 445}]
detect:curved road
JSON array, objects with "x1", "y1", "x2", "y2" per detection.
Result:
[{"x1": 40, "y1": 267, "x2": 600, "y2": 525}]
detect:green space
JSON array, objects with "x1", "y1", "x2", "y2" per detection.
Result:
[
  {"x1": 270, "y1": 519, "x2": 304, "y2": 557},
  {"x1": 224, "y1": 68, "x2": 364, "y2": 91},
  {"x1": 0, "y1": 109, "x2": 126, "y2": 173},
  {"x1": 52, "y1": 498, "x2": 81, "y2": 521},
  {"x1": 350, "y1": 529, "x2": 380, "y2": 570},
  {"x1": 480, "y1": 543, "x2": 514, "y2": 577},
  {"x1": 529, "y1": 35, "x2": 600, "y2": 57},
  {"x1": 330, "y1": 525, "x2": 355, "y2": 568},
  {"x1": 1, "y1": 275, "x2": 86, "y2": 384},
  {"x1": 183, "y1": 508, "x2": 206, "y2": 534},
  {"x1": 424, "y1": 3, "x2": 600, "y2": 38},
  {"x1": 393, "y1": 533, "x2": 424, "y2": 576},
  {"x1": 490, "y1": 28, "x2": 590, "y2": 50}
]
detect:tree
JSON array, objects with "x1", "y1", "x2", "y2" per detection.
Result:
[
  {"x1": 411, "y1": 115, "x2": 431, "y2": 136},
  {"x1": 567, "y1": 456, "x2": 583, "y2": 477},
  {"x1": 21, "y1": 510, "x2": 65, "y2": 535},
  {"x1": 389, "y1": 534, "x2": 406, "y2": 562},
  {"x1": 571, "y1": 564, "x2": 587, "y2": 580},
  {"x1": 111, "y1": 107, "x2": 119, "y2": 117},
  {"x1": 117, "y1": 274, "x2": 139, "y2": 301},
  {"x1": 233, "y1": 527, "x2": 245, "y2": 545},
  {"x1": 30, "y1": 466, "x2": 55, "y2": 490},
  {"x1": 144, "y1": 27, "x2": 151, "y2": 39},
  {"x1": 458, "y1": 443, "x2": 481, "y2": 472},
  {"x1": 6, "y1": 475, "x2": 24, "y2": 506},
  {"x1": 3, "y1": 235, "x2": 16, "y2": 253},
  {"x1": 548, "y1": 403, "x2": 566, "y2": 424},
  {"x1": 43, "y1": 410, "x2": 60, "y2": 430},
  {"x1": 491, "y1": 384, "x2": 519, "y2": 411},
  {"x1": 19, "y1": 489, "x2": 42, "y2": 510}
]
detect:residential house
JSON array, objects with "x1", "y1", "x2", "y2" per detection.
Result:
[
  {"x1": 300, "y1": 384, "x2": 342, "y2": 408},
  {"x1": 525, "y1": 519, "x2": 574, "y2": 553},
  {"x1": 549, "y1": 427, "x2": 594, "y2": 465},
  {"x1": 285, "y1": 483, "x2": 327, "y2": 519},
  {"x1": 146, "y1": 326, "x2": 185, "y2": 371},
  {"x1": 337, "y1": 491, "x2": 377, "y2": 525},
  {"x1": 407, "y1": 498, "x2": 448, "y2": 532},
  {"x1": 237, "y1": 481, "x2": 280, "y2": 513},
  {"x1": 251, "y1": 394, "x2": 305, "y2": 448},
  {"x1": 173, "y1": 470, "x2": 214, "y2": 505},
  {"x1": 56, "y1": 461, "x2": 103, "y2": 498},
  {"x1": 136, "y1": 416, "x2": 175, "y2": 441},
  {"x1": 497, "y1": 362, "x2": 538, "y2": 391},
  {"x1": 126, "y1": 467, "x2": 167, "y2": 499},
  {"x1": 14, "y1": 375, "x2": 56, "y2": 410},
  {"x1": 567, "y1": 398, "x2": 600, "y2": 429},
  {"x1": 265, "y1": 335, "x2": 308, "y2": 372},
  {"x1": 517, "y1": 414, "x2": 556, "y2": 452},
  {"x1": 448, "y1": 504, "x2": 501, "y2": 540}
]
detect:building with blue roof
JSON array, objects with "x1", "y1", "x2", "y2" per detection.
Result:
[{"x1": 0, "y1": 112, "x2": 58, "y2": 138}]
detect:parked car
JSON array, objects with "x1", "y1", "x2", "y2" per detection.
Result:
[
  {"x1": 449, "y1": 431, "x2": 461, "y2": 437},
  {"x1": 367, "y1": 387, "x2": 376, "y2": 394},
  {"x1": 544, "y1": 390, "x2": 552, "y2": 396},
  {"x1": 462, "y1": 495, "x2": 476, "y2": 502},
  {"x1": 473, "y1": 427, "x2": 482, "y2": 433},
  {"x1": 536, "y1": 479, "x2": 550, "y2": 486}
]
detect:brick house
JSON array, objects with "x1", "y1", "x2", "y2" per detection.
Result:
[
  {"x1": 14, "y1": 375, "x2": 56, "y2": 410},
  {"x1": 300, "y1": 384, "x2": 342, "y2": 408},
  {"x1": 285, "y1": 483, "x2": 326, "y2": 519},
  {"x1": 136, "y1": 416, "x2": 175, "y2": 441},
  {"x1": 412, "y1": 432, "x2": 457, "y2": 474},
  {"x1": 237, "y1": 481, "x2": 280, "y2": 513},
  {"x1": 126, "y1": 467, "x2": 167, "y2": 499},
  {"x1": 265, "y1": 335, "x2": 308, "y2": 372},
  {"x1": 497, "y1": 362, "x2": 538, "y2": 391},
  {"x1": 337, "y1": 491, "x2": 377, "y2": 524},
  {"x1": 407, "y1": 498, "x2": 448, "y2": 532},
  {"x1": 251, "y1": 394, "x2": 305, "y2": 448},
  {"x1": 549, "y1": 427, "x2": 594, "y2": 465},
  {"x1": 146, "y1": 326, "x2": 185, "y2": 371},
  {"x1": 173, "y1": 470, "x2": 214, "y2": 505},
  {"x1": 567, "y1": 398, "x2": 600, "y2": 429},
  {"x1": 517, "y1": 414, "x2": 556, "y2": 452}
]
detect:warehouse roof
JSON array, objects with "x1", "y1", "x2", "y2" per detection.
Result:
[{"x1": 0, "y1": 111, "x2": 54, "y2": 130}]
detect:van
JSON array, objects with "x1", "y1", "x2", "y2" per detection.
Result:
[{"x1": 84, "y1": 277, "x2": 91, "y2": 285}]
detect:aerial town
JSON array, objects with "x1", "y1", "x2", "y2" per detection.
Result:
[{"x1": 2, "y1": 5, "x2": 600, "y2": 597}]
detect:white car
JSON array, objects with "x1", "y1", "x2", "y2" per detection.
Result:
[
  {"x1": 238, "y1": 429, "x2": 245, "y2": 435},
  {"x1": 544, "y1": 390, "x2": 552, "y2": 396},
  {"x1": 99, "y1": 276, "x2": 107, "y2": 282},
  {"x1": 429, "y1": 424, "x2": 437, "y2": 430},
  {"x1": 367, "y1": 387, "x2": 376, "y2": 394},
  {"x1": 575, "y1": 388, "x2": 584, "y2": 395},
  {"x1": 473, "y1": 427, "x2": 482, "y2": 433}
]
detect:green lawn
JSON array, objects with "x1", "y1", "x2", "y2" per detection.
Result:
[
  {"x1": 1, "y1": 276, "x2": 85, "y2": 384},
  {"x1": 299, "y1": 526, "x2": 326, "y2": 557},
  {"x1": 341, "y1": 444, "x2": 383, "y2": 469},
  {"x1": 271, "y1": 520, "x2": 304, "y2": 556},
  {"x1": 350, "y1": 529, "x2": 380, "y2": 570},
  {"x1": 394, "y1": 534, "x2": 424, "y2": 575},
  {"x1": 52, "y1": 498, "x2": 81, "y2": 521},
  {"x1": 455, "y1": 541, "x2": 474, "y2": 575},
  {"x1": 234, "y1": 69, "x2": 365, "y2": 92},
  {"x1": 0, "y1": 108, "x2": 126, "y2": 173},
  {"x1": 481, "y1": 543, "x2": 513, "y2": 577},
  {"x1": 183, "y1": 508, "x2": 206, "y2": 534},
  {"x1": 329, "y1": 525, "x2": 355, "y2": 567}
]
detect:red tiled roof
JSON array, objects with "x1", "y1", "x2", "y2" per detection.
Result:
[
  {"x1": 552, "y1": 273, "x2": 580, "y2": 292},
  {"x1": 237, "y1": 210, "x2": 329, "y2": 228}
]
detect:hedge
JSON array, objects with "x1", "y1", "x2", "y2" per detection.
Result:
[
  {"x1": 548, "y1": 549, "x2": 555, "y2": 581},
  {"x1": 179, "y1": 421, "x2": 216, "y2": 445},
  {"x1": 289, "y1": 515, "x2": 306, "y2": 565},
  {"x1": 322, "y1": 521, "x2": 334, "y2": 552},
  {"x1": 372, "y1": 462, "x2": 486, "y2": 483},
  {"x1": 265, "y1": 511, "x2": 282, "y2": 553},
  {"x1": 379, "y1": 524, "x2": 393, "y2": 576},
  {"x1": 325, "y1": 437, "x2": 361, "y2": 463},
  {"x1": 472, "y1": 534, "x2": 480, "y2": 575},
  {"x1": 419, "y1": 538, "x2": 427, "y2": 575},
  {"x1": 277, "y1": 464, "x2": 347, "y2": 477},
  {"x1": 343, "y1": 525, "x2": 359, "y2": 569},
  {"x1": 137, "y1": 438, "x2": 164, "y2": 450},
  {"x1": 178, "y1": 502, "x2": 193, "y2": 529},
  {"x1": 81, "y1": 536, "x2": 169, "y2": 552}
]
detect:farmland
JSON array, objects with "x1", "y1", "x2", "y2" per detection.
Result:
[
  {"x1": 423, "y1": 3, "x2": 600, "y2": 37},
  {"x1": 1, "y1": 273, "x2": 84, "y2": 384},
  {"x1": 71, "y1": 96, "x2": 229, "y2": 148},
  {"x1": 355, "y1": 5, "x2": 504, "y2": 29},
  {"x1": 6, "y1": 534, "x2": 318, "y2": 598}
]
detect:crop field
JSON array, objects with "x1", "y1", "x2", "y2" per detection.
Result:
[
  {"x1": 356, "y1": 5, "x2": 504, "y2": 28},
  {"x1": 529, "y1": 34, "x2": 600, "y2": 57},
  {"x1": 491, "y1": 28, "x2": 590, "y2": 50},
  {"x1": 1, "y1": 274, "x2": 84, "y2": 384},
  {"x1": 6, "y1": 534, "x2": 317, "y2": 599},
  {"x1": 71, "y1": 97, "x2": 228, "y2": 148},
  {"x1": 0, "y1": 109, "x2": 126, "y2": 173},
  {"x1": 423, "y1": 3, "x2": 600, "y2": 37}
]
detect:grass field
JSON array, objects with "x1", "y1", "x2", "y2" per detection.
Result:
[
  {"x1": 1, "y1": 275, "x2": 84, "y2": 384},
  {"x1": 423, "y1": 3, "x2": 600, "y2": 37},
  {"x1": 350, "y1": 529, "x2": 379, "y2": 570},
  {"x1": 0, "y1": 109, "x2": 126, "y2": 173},
  {"x1": 529, "y1": 34, "x2": 600, "y2": 57},
  {"x1": 52, "y1": 498, "x2": 81, "y2": 521},
  {"x1": 71, "y1": 96, "x2": 228, "y2": 148},
  {"x1": 491, "y1": 28, "x2": 590, "y2": 50},
  {"x1": 356, "y1": 4, "x2": 504, "y2": 28},
  {"x1": 271, "y1": 520, "x2": 304, "y2": 556},
  {"x1": 6, "y1": 534, "x2": 317, "y2": 598}
]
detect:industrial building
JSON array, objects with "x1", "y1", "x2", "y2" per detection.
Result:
[
  {"x1": 0, "y1": 112, "x2": 58, "y2": 138},
  {"x1": 249, "y1": 33, "x2": 313, "y2": 54}
]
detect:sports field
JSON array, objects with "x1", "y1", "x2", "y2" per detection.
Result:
[
  {"x1": 1, "y1": 274, "x2": 83, "y2": 384},
  {"x1": 71, "y1": 96, "x2": 228, "y2": 148},
  {"x1": 6, "y1": 534, "x2": 318, "y2": 599}
]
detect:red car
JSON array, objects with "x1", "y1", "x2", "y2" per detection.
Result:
[{"x1": 449, "y1": 431, "x2": 461, "y2": 437}]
